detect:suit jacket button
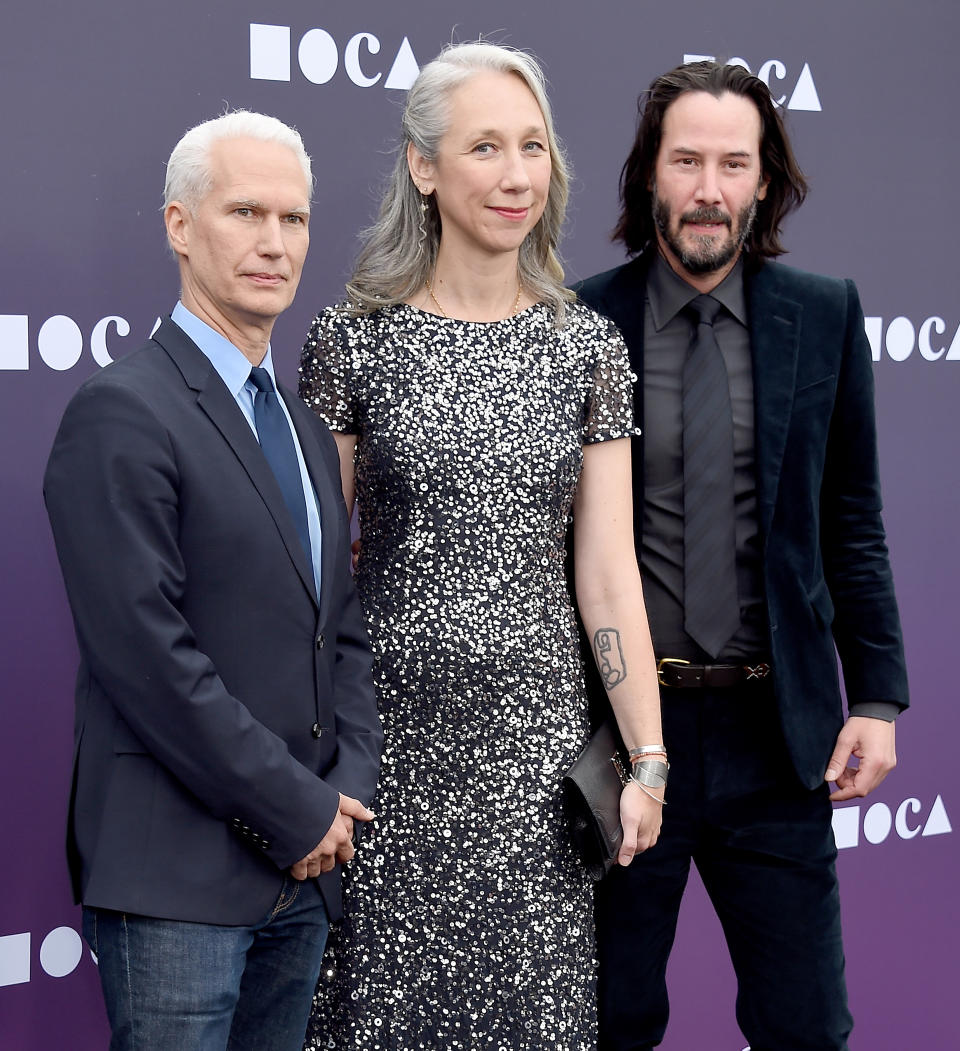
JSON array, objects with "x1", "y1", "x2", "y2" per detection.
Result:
[
  {"x1": 312, "y1": 723, "x2": 323, "y2": 739},
  {"x1": 316, "y1": 634, "x2": 325, "y2": 650}
]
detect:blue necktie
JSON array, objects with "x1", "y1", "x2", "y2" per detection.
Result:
[
  {"x1": 682, "y1": 295, "x2": 740, "y2": 658},
  {"x1": 248, "y1": 367, "x2": 312, "y2": 562}
]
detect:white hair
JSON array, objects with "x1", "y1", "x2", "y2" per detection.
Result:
[{"x1": 163, "y1": 110, "x2": 313, "y2": 210}]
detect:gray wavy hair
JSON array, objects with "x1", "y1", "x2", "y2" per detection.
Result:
[
  {"x1": 164, "y1": 110, "x2": 313, "y2": 212},
  {"x1": 346, "y1": 42, "x2": 574, "y2": 324}
]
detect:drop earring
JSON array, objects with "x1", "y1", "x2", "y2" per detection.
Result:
[{"x1": 416, "y1": 188, "x2": 429, "y2": 258}]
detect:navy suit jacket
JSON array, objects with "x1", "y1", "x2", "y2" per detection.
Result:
[
  {"x1": 44, "y1": 318, "x2": 382, "y2": 924},
  {"x1": 576, "y1": 253, "x2": 909, "y2": 788}
]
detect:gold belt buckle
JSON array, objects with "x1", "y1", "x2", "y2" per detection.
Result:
[{"x1": 657, "y1": 657, "x2": 691, "y2": 687}]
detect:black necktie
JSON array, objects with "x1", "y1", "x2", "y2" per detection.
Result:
[
  {"x1": 248, "y1": 367, "x2": 312, "y2": 562},
  {"x1": 681, "y1": 295, "x2": 740, "y2": 658}
]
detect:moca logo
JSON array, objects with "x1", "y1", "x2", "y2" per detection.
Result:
[
  {"x1": 683, "y1": 53, "x2": 821, "y2": 111},
  {"x1": 864, "y1": 316, "x2": 960, "y2": 362},
  {"x1": 0, "y1": 314, "x2": 131, "y2": 371},
  {"x1": 832, "y1": 794, "x2": 952, "y2": 850},
  {"x1": 249, "y1": 23, "x2": 419, "y2": 89}
]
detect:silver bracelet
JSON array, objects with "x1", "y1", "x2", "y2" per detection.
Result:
[
  {"x1": 628, "y1": 744, "x2": 667, "y2": 760},
  {"x1": 630, "y1": 759, "x2": 669, "y2": 789},
  {"x1": 629, "y1": 779, "x2": 667, "y2": 806}
]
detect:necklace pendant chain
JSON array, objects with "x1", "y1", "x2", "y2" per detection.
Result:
[
  {"x1": 424, "y1": 278, "x2": 449, "y2": 318},
  {"x1": 425, "y1": 276, "x2": 523, "y2": 320}
]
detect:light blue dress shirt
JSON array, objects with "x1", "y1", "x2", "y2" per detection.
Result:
[{"x1": 171, "y1": 302, "x2": 323, "y2": 598}]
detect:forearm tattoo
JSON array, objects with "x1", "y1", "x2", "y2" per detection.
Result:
[{"x1": 593, "y1": 628, "x2": 627, "y2": 691}]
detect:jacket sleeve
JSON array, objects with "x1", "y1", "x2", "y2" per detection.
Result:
[
  {"x1": 821, "y1": 281, "x2": 909, "y2": 709},
  {"x1": 323, "y1": 551, "x2": 383, "y2": 806},
  {"x1": 310, "y1": 413, "x2": 382, "y2": 805}
]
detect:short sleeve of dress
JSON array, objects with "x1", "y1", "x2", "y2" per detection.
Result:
[
  {"x1": 582, "y1": 312, "x2": 641, "y2": 444},
  {"x1": 298, "y1": 305, "x2": 360, "y2": 433}
]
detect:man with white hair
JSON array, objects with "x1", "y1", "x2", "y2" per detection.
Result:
[{"x1": 44, "y1": 112, "x2": 381, "y2": 1050}]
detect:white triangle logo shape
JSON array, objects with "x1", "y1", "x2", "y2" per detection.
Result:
[
  {"x1": 946, "y1": 324, "x2": 960, "y2": 360},
  {"x1": 788, "y1": 63, "x2": 822, "y2": 112},
  {"x1": 922, "y1": 795, "x2": 952, "y2": 837},
  {"x1": 385, "y1": 38, "x2": 419, "y2": 91}
]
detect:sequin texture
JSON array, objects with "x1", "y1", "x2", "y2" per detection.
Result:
[{"x1": 299, "y1": 302, "x2": 638, "y2": 1049}]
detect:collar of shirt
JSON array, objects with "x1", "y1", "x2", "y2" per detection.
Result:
[
  {"x1": 647, "y1": 251, "x2": 747, "y2": 330},
  {"x1": 170, "y1": 301, "x2": 277, "y2": 397}
]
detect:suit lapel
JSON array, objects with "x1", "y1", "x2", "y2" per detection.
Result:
[
  {"x1": 746, "y1": 264, "x2": 803, "y2": 538},
  {"x1": 154, "y1": 319, "x2": 319, "y2": 606},
  {"x1": 282, "y1": 388, "x2": 341, "y2": 625}
]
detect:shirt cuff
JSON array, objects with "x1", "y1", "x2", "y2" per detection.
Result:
[{"x1": 848, "y1": 701, "x2": 900, "y2": 722}]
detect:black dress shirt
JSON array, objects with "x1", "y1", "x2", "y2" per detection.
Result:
[{"x1": 640, "y1": 253, "x2": 767, "y2": 661}]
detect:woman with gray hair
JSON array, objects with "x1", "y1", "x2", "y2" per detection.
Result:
[{"x1": 300, "y1": 41, "x2": 662, "y2": 1048}]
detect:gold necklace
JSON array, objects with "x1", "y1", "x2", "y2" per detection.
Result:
[{"x1": 424, "y1": 276, "x2": 523, "y2": 320}]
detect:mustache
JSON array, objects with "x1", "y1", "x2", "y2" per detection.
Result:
[{"x1": 680, "y1": 208, "x2": 731, "y2": 228}]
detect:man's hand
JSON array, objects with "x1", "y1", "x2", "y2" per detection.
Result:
[
  {"x1": 825, "y1": 716, "x2": 896, "y2": 801},
  {"x1": 290, "y1": 794, "x2": 374, "y2": 880},
  {"x1": 335, "y1": 792, "x2": 370, "y2": 846}
]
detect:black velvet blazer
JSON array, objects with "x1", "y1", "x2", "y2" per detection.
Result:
[{"x1": 576, "y1": 253, "x2": 908, "y2": 788}]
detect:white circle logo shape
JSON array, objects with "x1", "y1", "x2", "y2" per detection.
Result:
[
  {"x1": 884, "y1": 317, "x2": 915, "y2": 362},
  {"x1": 298, "y1": 29, "x2": 338, "y2": 85},
  {"x1": 38, "y1": 315, "x2": 83, "y2": 371},
  {"x1": 863, "y1": 802, "x2": 893, "y2": 844},
  {"x1": 39, "y1": 926, "x2": 84, "y2": 978}
]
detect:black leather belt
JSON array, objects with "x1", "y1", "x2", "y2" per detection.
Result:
[{"x1": 657, "y1": 657, "x2": 772, "y2": 689}]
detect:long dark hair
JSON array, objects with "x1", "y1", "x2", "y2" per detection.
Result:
[{"x1": 613, "y1": 61, "x2": 808, "y2": 258}]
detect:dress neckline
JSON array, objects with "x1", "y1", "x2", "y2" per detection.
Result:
[{"x1": 397, "y1": 300, "x2": 545, "y2": 327}]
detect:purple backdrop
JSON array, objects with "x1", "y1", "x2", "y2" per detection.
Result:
[{"x1": 2, "y1": 1, "x2": 956, "y2": 1047}]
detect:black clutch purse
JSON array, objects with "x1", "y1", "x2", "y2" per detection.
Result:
[{"x1": 562, "y1": 720, "x2": 629, "y2": 880}]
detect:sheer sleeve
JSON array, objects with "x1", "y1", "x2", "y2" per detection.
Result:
[
  {"x1": 298, "y1": 306, "x2": 360, "y2": 433},
  {"x1": 582, "y1": 316, "x2": 641, "y2": 444}
]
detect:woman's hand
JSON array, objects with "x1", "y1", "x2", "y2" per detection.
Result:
[{"x1": 618, "y1": 779, "x2": 663, "y2": 865}]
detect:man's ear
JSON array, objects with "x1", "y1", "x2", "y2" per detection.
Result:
[
  {"x1": 757, "y1": 174, "x2": 770, "y2": 202},
  {"x1": 164, "y1": 201, "x2": 190, "y2": 258},
  {"x1": 406, "y1": 142, "x2": 435, "y2": 195}
]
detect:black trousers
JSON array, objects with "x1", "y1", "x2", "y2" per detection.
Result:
[{"x1": 596, "y1": 682, "x2": 852, "y2": 1051}]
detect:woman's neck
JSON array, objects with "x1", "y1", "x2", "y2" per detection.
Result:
[{"x1": 418, "y1": 247, "x2": 527, "y2": 322}]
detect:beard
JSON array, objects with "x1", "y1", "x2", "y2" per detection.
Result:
[{"x1": 653, "y1": 187, "x2": 761, "y2": 276}]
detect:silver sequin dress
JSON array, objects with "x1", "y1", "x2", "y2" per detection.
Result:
[{"x1": 298, "y1": 301, "x2": 637, "y2": 1050}]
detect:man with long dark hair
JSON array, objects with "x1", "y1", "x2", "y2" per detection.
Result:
[{"x1": 576, "y1": 61, "x2": 908, "y2": 1050}]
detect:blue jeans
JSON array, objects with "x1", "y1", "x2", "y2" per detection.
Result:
[{"x1": 83, "y1": 876, "x2": 329, "y2": 1051}]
